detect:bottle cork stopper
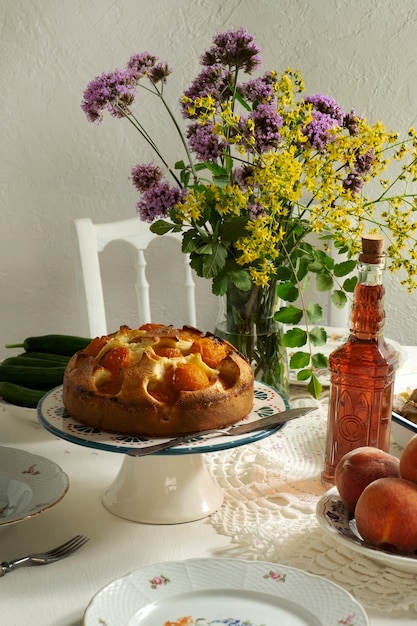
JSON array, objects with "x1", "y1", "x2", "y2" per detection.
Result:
[{"x1": 359, "y1": 234, "x2": 385, "y2": 263}]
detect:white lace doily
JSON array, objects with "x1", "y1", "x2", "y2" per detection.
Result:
[{"x1": 205, "y1": 392, "x2": 417, "y2": 616}]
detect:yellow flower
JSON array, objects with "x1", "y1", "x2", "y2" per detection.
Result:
[{"x1": 175, "y1": 190, "x2": 205, "y2": 222}]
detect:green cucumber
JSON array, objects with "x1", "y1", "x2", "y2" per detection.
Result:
[
  {"x1": 1, "y1": 356, "x2": 68, "y2": 368},
  {"x1": 0, "y1": 382, "x2": 46, "y2": 408},
  {"x1": 0, "y1": 365, "x2": 66, "y2": 388},
  {"x1": 17, "y1": 352, "x2": 71, "y2": 364},
  {"x1": 5, "y1": 334, "x2": 91, "y2": 356}
]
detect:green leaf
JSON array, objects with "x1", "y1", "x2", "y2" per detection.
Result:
[
  {"x1": 195, "y1": 240, "x2": 216, "y2": 255},
  {"x1": 297, "y1": 368, "x2": 312, "y2": 381},
  {"x1": 343, "y1": 276, "x2": 357, "y2": 292},
  {"x1": 224, "y1": 154, "x2": 234, "y2": 174},
  {"x1": 204, "y1": 162, "x2": 229, "y2": 177},
  {"x1": 194, "y1": 162, "x2": 211, "y2": 172},
  {"x1": 228, "y1": 269, "x2": 253, "y2": 291},
  {"x1": 308, "y1": 326, "x2": 327, "y2": 346},
  {"x1": 274, "y1": 265, "x2": 293, "y2": 281},
  {"x1": 316, "y1": 250, "x2": 334, "y2": 270},
  {"x1": 274, "y1": 305, "x2": 303, "y2": 324},
  {"x1": 334, "y1": 260, "x2": 356, "y2": 277},
  {"x1": 307, "y1": 373, "x2": 322, "y2": 399},
  {"x1": 212, "y1": 274, "x2": 230, "y2": 296},
  {"x1": 296, "y1": 259, "x2": 311, "y2": 282},
  {"x1": 180, "y1": 170, "x2": 190, "y2": 187},
  {"x1": 289, "y1": 351, "x2": 310, "y2": 369},
  {"x1": 150, "y1": 220, "x2": 177, "y2": 235},
  {"x1": 305, "y1": 303, "x2": 322, "y2": 324},
  {"x1": 316, "y1": 273, "x2": 333, "y2": 292},
  {"x1": 231, "y1": 89, "x2": 252, "y2": 111},
  {"x1": 331, "y1": 290, "x2": 347, "y2": 308},
  {"x1": 212, "y1": 267, "x2": 252, "y2": 296},
  {"x1": 312, "y1": 352, "x2": 328, "y2": 368},
  {"x1": 200, "y1": 242, "x2": 228, "y2": 277},
  {"x1": 277, "y1": 282, "x2": 299, "y2": 302},
  {"x1": 283, "y1": 327, "x2": 307, "y2": 348},
  {"x1": 307, "y1": 261, "x2": 324, "y2": 273},
  {"x1": 213, "y1": 175, "x2": 230, "y2": 187},
  {"x1": 222, "y1": 216, "x2": 249, "y2": 242},
  {"x1": 182, "y1": 229, "x2": 199, "y2": 253},
  {"x1": 174, "y1": 160, "x2": 186, "y2": 170},
  {"x1": 189, "y1": 254, "x2": 204, "y2": 276}
]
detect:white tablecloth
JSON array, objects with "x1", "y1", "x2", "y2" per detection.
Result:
[{"x1": 1, "y1": 349, "x2": 417, "y2": 626}]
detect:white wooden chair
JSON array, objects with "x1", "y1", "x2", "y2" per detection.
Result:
[{"x1": 73, "y1": 217, "x2": 196, "y2": 337}]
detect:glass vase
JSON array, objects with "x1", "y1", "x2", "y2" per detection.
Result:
[{"x1": 214, "y1": 281, "x2": 289, "y2": 399}]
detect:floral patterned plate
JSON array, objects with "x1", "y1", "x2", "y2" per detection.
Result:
[
  {"x1": 288, "y1": 326, "x2": 407, "y2": 387},
  {"x1": 0, "y1": 446, "x2": 69, "y2": 526},
  {"x1": 37, "y1": 382, "x2": 289, "y2": 456},
  {"x1": 316, "y1": 486, "x2": 417, "y2": 573},
  {"x1": 83, "y1": 557, "x2": 368, "y2": 626}
]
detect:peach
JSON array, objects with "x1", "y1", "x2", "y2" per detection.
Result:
[
  {"x1": 334, "y1": 446, "x2": 400, "y2": 513},
  {"x1": 190, "y1": 337, "x2": 228, "y2": 368},
  {"x1": 355, "y1": 476, "x2": 417, "y2": 553},
  {"x1": 172, "y1": 363, "x2": 210, "y2": 391},
  {"x1": 399, "y1": 434, "x2": 417, "y2": 483}
]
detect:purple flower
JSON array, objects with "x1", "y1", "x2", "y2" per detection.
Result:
[
  {"x1": 248, "y1": 103, "x2": 283, "y2": 153},
  {"x1": 233, "y1": 164, "x2": 253, "y2": 189},
  {"x1": 81, "y1": 69, "x2": 136, "y2": 123},
  {"x1": 305, "y1": 93, "x2": 345, "y2": 125},
  {"x1": 131, "y1": 163, "x2": 163, "y2": 192},
  {"x1": 303, "y1": 93, "x2": 346, "y2": 151},
  {"x1": 303, "y1": 110, "x2": 338, "y2": 151},
  {"x1": 344, "y1": 110, "x2": 360, "y2": 136},
  {"x1": 181, "y1": 66, "x2": 232, "y2": 119},
  {"x1": 136, "y1": 181, "x2": 186, "y2": 222},
  {"x1": 200, "y1": 27, "x2": 262, "y2": 73},
  {"x1": 343, "y1": 171, "x2": 364, "y2": 195},
  {"x1": 354, "y1": 150, "x2": 374, "y2": 174},
  {"x1": 342, "y1": 149, "x2": 374, "y2": 195},
  {"x1": 148, "y1": 62, "x2": 172, "y2": 85},
  {"x1": 126, "y1": 52, "x2": 157, "y2": 80},
  {"x1": 248, "y1": 201, "x2": 266, "y2": 219},
  {"x1": 239, "y1": 71, "x2": 278, "y2": 103},
  {"x1": 187, "y1": 123, "x2": 227, "y2": 162}
]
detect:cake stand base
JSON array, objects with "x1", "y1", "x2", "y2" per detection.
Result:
[{"x1": 102, "y1": 453, "x2": 224, "y2": 524}]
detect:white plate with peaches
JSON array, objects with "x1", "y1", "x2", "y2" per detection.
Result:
[{"x1": 316, "y1": 443, "x2": 417, "y2": 573}]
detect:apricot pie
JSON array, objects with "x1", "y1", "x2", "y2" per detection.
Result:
[{"x1": 62, "y1": 324, "x2": 254, "y2": 436}]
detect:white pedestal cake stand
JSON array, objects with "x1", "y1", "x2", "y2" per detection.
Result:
[{"x1": 37, "y1": 383, "x2": 288, "y2": 524}]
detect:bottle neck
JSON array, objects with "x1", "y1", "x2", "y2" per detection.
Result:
[
  {"x1": 357, "y1": 255, "x2": 386, "y2": 286},
  {"x1": 350, "y1": 258, "x2": 386, "y2": 338}
]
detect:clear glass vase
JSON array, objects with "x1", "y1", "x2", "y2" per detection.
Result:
[{"x1": 214, "y1": 281, "x2": 289, "y2": 399}]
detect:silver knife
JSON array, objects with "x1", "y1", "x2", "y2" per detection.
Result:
[{"x1": 127, "y1": 406, "x2": 316, "y2": 457}]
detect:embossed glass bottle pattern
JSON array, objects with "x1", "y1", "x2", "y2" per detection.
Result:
[{"x1": 322, "y1": 236, "x2": 399, "y2": 483}]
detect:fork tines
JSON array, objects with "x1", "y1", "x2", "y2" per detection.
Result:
[{"x1": 46, "y1": 534, "x2": 89, "y2": 560}]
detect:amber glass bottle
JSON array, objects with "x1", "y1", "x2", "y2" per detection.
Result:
[{"x1": 322, "y1": 235, "x2": 399, "y2": 483}]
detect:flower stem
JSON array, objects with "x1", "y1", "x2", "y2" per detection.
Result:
[{"x1": 117, "y1": 104, "x2": 183, "y2": 188}]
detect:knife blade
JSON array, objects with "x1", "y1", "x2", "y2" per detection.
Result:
[{"x1": 127, "y1": 405, "x2": 316, "y2": 457}]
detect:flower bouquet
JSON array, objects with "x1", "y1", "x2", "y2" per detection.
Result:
[{"x1": 82, "y1": 27, "x2": 417, "y2": 398}]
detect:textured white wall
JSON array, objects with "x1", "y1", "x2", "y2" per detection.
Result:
[{"x1": 1, "y1": 0, "x2": 417, "y2": 359}]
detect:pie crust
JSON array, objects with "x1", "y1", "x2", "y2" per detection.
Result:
[{"x1": 62, "y1": 324, "x2": 254, "y2": 436}]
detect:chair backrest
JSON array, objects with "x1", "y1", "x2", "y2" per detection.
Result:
[{"x1": 73, "y1": 217, "x2": 196, "y2": 337}]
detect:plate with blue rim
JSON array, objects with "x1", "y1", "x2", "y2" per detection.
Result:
[{"x1": 37, "y1": 381, "x2": 289, "y2": 456}]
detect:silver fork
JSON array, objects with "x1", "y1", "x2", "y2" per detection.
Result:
[{"x1": 0, "y1": 534, "x2": 89, "y2": 576}]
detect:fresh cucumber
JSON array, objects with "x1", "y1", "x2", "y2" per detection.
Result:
[
  {"x1": 17, "y1": 352, "x2": 71, "y2": 364},
  {"x1": 0, "y1": 382, "x2": 46, "y2": 408},
  {"x1": 1, "y1": 356, "x2": 68, "y2": 368},
  {"x1": 0, "y1": 365, "x2": 66, "y2": 389},
  {"x1": 5, "y1": 334, "x2": 91, "y2": 356}
]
